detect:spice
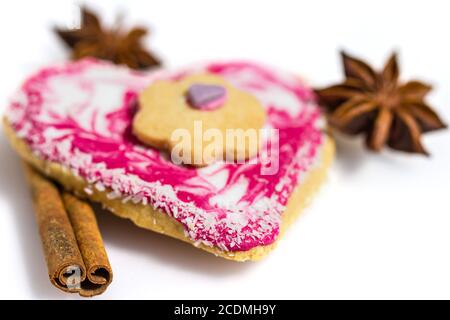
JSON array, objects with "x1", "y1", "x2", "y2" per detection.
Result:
[
  {"x1": 315, "y1": 51, "x2": 447, "y2": 155},
  {"x1": 23, "y1": 163, "x2": 112, "y2": 297},
  {"x1": 55, "y1": 6, "x2": 161, "y2": 70}
]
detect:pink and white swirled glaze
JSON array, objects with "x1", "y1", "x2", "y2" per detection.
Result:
[{"x1": 5, "y1": 58, "x2": 325, "y2": 252}]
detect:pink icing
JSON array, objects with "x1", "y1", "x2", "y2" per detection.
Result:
[{"x1": 5, "y1": 58, "x2": 325, "y2": 252}]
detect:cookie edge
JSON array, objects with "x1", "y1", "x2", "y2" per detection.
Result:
[{"x1": 3, "y1": 117, "x2": 334, "y2": 262}]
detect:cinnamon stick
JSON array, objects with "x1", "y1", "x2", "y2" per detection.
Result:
[
  {"x1": 23, "y1": 163, "x2": 112, "y2": 297},
  {"x1": 63, "y1": 192, "x2": 112, "y2": 297}
]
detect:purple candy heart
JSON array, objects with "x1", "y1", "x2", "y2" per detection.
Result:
[{"x1": 187, "y1": 84, "x2": 227, "y2": 110}]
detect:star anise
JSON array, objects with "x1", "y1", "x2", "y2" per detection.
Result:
[
  {"x1": 315, "y1": 51, "x2": 446, "y2": 155},
  {"x1": 54, "y1": 7, "x2": 161, "y2": 70}
]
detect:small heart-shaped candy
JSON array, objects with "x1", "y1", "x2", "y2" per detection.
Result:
[{"x1": 187, "y1": 84, "x2": 227, "y2": 110}]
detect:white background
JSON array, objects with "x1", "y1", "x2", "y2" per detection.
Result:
[{"x1": 1, "y1": 0, "x2": 449, "y2": 299}]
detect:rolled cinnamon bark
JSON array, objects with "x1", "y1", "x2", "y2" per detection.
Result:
[
  {"x1": 62, "y1": 192, "x2": 113, "y2": 297},
  {"x1": 23, "y1": 163, "x2": 112, "y2": 297}
]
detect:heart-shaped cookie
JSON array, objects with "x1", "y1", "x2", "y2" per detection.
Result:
[{"x1": 4, "y1": 59, "x2": 334, "y2": 261}]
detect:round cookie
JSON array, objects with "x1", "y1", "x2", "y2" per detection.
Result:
[{"x1": 133, "y1": 73, "x2": 266, "y2": 166}]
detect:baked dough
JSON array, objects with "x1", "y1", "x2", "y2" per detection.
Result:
[
  {"x1": 4, "y1": 119, "x2": 334, "y2": 261},
  {"x1": 133, "y1": 73, "x2": 266, "y2": 166},
  {"x1": 3, "y1": 59, "x2": 334, "y2": 261}
]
